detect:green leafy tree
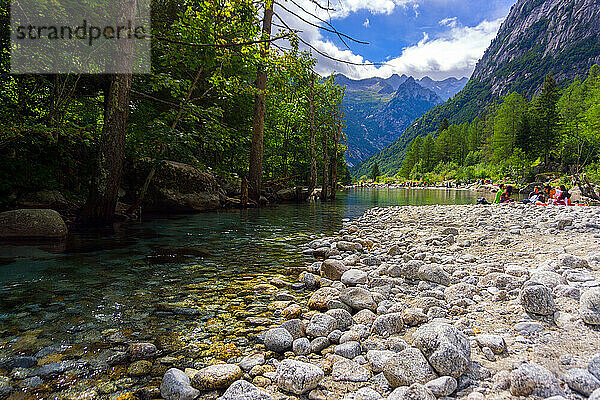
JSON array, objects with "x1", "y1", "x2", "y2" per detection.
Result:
[
  {"x1": 531, "y1": 74, "x2": 561, "y2": 169},
  {"x1": 370, "y1": 162, "x2": 381, "y2": 182}
]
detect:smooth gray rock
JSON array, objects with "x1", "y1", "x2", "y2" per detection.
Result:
[
  {"x1": 341, "y1": 269, "x2": 368, "y2": 286},
  {"x1": 581, "y1": 288, "x2": 600, "y2": 325},
  {"x1": 310, "y1": 337, "x2": 330, "y2": 354},
  {"x1": 306, "y1": 313, "x2": 338, "y2": 338},
  {"x1": 280, "y1": 319, "x2": 306, "y2": 340},
  {"x1": 275, "y1": 360, "x2": 323, "y2": 395},
  {"x1": 475, "y1": 334, "x2": 506, "y2": 354},
  {"x1": 509, "y1": 363, "x2": 564, "y2": 398},
  {"x1": 418, "y1": 264, "x2": 451, "y2": 286},
  {"x1": 264, "y1": 328, "x2": 293, "y2": 353},
  {"x1": 0, "y1": 209, "x2": 68, "y2": 239},
  {"x1": 388, "y1": 383, "x2": 435, "y2": 400},
  {"x1": 325, "y1": 308, "x2": 354, "y2": 331},
  {"x1": 340, "y1": 287, "x2": 377, "y2": 312},
  {"x1": 335, "y1": 341, "x2": 362, "y2": 359},
  {"x1": 332, "y1": 359, "x2": 372, "y2": 382},
  {"x1": 520, "y1": 284, "x2": 556, "y2": 316},
  {"x1": 219, "y1": 379, "x2": 275, "y2": 400},
  {"x1": 382, "y1": 347, "x2": 438, "y2": 387},
  {"x1": 563, "y1": 368, "x2": 600, "y2": 396},
  {"x1": 160, "y1": 368, "x2": 200, "y2": 400},
  {"x1": 424, "y1": 376, "x2": 457, "y2": 397},
  {"x1": 293, "y1": 338, "x2": 311, "y2": 356},
  {"x1": 239, "y1": 354, "x2": 265, "y2": 372},
  {"x1": 412, "y1": 322, "x2": 471, "y2": 378},
  {"x1": 371, "y1": 313, "x2": 404, "y2": 337}
]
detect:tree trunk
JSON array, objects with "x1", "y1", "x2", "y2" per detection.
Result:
[
  {"x1": 81, "y1": 0, "x2": 136, "y2": 224},
  {"x1": 320, "y1": 128, "x2": 329, "y2": 201},
  {"x1": 81, "y1": 73, "x2": 132, "y2": 223},
  {"x1": 248, "y1": 0, "x2": 274, "y2": 203},
  {"x1": 308, "y1": 73, "x2": 317, "y2": 195},
  {"x1": 240, "y1": 175, "x2": 249, "y2": 206},
  {"x1": 329, "y1": 113, "x2": 339, "y2": 200}
]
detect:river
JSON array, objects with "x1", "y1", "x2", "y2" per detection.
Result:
[{"x1": 0, "y1": 188, "x2": 477, "y2": 397}]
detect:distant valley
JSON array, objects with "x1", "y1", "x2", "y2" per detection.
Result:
[{"x1": 334, "y1": 74, "x2": 467, "y2": 167}]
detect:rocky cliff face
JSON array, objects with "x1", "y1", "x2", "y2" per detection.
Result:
[
  {"x1": 473, "y1": 0, "x2": 600, "y2": 96},
  {"x1": 352, "y1": 0, "x2": 600, "y2": 177}
]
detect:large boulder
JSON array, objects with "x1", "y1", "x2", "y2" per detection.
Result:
[
  {"x1": 275, "y1": 359, "x2": 324, "y2": 394},
  {"x1": 17, "y1": 190, "x2": 71, "y2": 210},
  {"x1": 412, "y1": 322, "x2": 471, "y2": 378},
  {"x1": 0, "y1": 209, "x2": 67, "y2": 240},
  {"x1": 128, "y1": 160, "x2": 222, "y2": 212}
]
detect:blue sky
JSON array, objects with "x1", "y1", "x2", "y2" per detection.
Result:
[{"x1": 278, "y1": 0, "x2": 518, "y2": 80}]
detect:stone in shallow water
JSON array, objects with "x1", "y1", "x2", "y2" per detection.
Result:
[
  {"x1": 160, "y1": 368, "x2": 200, "y2": 400},
  {"x1": 275, "y1": 359, "x2": 323, "y2": 394},
  {"x1": 220, "y1": 379, "x2": 274, "y2": 400},
  {"x1": 128, "y1": 342, "x2": 157, "y2": 360},
  {"x1": 128, "y1": 360, "x2": 152, "y2": 376},
  {"x1": 191, "y1": 363, "x2": 242, "y2": 390},
  {"x1": 382, "y1": 347, "x2": 437, "y2": 387}
]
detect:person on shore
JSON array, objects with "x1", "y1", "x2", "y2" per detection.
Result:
[
  {"x1": 555, "y1": 185, "x2": 572, "y2": 205},
  {"x1": 494, "y1": 184, "x2": 506, "y2": 204},
  {"x1": 523, "y1": 186, "x2": 541, "y2": 204},
  {"x1": 500, "y1": 186, "x2": 514, "y2": 203}
]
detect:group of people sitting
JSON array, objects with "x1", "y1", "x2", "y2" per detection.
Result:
[{"x1": 489, "y1": 183, "x2": 573, "y2": 205}]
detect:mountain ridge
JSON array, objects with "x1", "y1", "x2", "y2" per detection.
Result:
[{"x1": 351, "y1": 0, "x2": 600, "y2": 178}]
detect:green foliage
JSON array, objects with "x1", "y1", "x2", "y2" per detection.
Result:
[
  {"x1": 393, "y1": 67, "x2": 600, "y2": 185},
  {"x1": 370, "y1": 163, "x2": 380, "y2": 182},
  {"x1": 0, "y1": 0, "x2": 346, "y2": 203}
]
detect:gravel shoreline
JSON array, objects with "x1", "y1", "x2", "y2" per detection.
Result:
[
  {"x1": 201, "y1": 203, "x2": 600, "y2": 400},
  {"x1": 3, "y1": 203, "x2": 600, "y2": 400}
]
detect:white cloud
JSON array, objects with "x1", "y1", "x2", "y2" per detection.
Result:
[
  {"x1": 274, "y1": 0, "x2": 503, "y2": 80},
  {"x1": 363, "y1": 18, "x2": 370, "y2": 28},
  {"x1": 439, "y1": 16, "x2": 458, "y2": 28}
]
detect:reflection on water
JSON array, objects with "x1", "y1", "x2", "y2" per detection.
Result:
[{"x1": 0, "y1": 188, "x2": 476, "y2": 395}]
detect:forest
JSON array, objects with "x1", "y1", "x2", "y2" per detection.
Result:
[
  {"x1": 384, "y1": 67, "x2": 600, "y2": 187},
  {"x1": 0, "y1": 0, "x2": 351, "y2": 223}
]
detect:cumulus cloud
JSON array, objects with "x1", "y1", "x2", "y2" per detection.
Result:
[{"x1": 274, "y1": 0, "x2": 504, "y2": 80}]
